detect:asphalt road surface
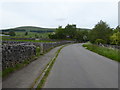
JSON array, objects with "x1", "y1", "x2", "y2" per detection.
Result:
[{"x1": 44, "y1": 44, "x2": 118, "y2": 88}]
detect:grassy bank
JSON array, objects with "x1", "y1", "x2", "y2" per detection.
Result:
[{"x1": 83, "y1": 44, "x2": 120, "y2": 62}]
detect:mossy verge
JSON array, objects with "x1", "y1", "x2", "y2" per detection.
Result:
[{"x1": 83, "y1": 43, "x2": 120, "y2": 62}]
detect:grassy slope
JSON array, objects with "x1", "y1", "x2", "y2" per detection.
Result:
[
  {"x1": 1, "y1": 26, "x2": 91, "y2": 32},
  {"x1": 83, "y1": 44, "x2": 120, "y2": 62},
  {"x1": 1, "y1": 26, "x2": 55, "y2": 38},
  {"x1": 2, "y1": 26, "x2": 56, "y2": 32},
  {"x1": 14, "y1": 26, "x2": 56, "y2": 31}
]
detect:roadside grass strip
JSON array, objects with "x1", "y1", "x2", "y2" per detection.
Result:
[{"x1": 83, "y1": 44, "x2": 120, "y2": 62}]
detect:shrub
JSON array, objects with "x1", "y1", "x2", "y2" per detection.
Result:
[
  {"x1": 25, "y1": 32, "x2": 28, "y2": 36},
  {"x1": 95, "y1": 39, "x2": 106, "y2": 44}
]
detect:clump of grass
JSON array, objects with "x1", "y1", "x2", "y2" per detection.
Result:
[
  {"x1": 83, "y1": 44, "x2": 120, "y2": 62},
  {"x1": 36, "y1": 47, "x2": 41, "y2": 56}
]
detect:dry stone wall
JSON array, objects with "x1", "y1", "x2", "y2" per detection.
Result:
[
  {"x1": 2, "y1": 41, "x2": 74, "y2": 53},
  {"x1": 2, "y1": 44, "x2": 36, "y2": 70},
  {"x1": 2, "y1": 40, "x2": 74, "y2": 70},
  {"x1": 98, "y1": 44, "x2": 120, "y2": 50}
]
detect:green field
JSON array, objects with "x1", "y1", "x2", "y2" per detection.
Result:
[
  {"x1": 2, "y1": 31, "x2": 52, "y2": 39},
  {"x1": 2, "y1": 32, "x2": 55, "y2": 43},
  {"x1": 15, "y1": 32, "x2": 50, "y2": 38},
  {"x1": 1, "y1": 26, "x2": 56, "y2": 39},
  {"x1": 83, "y1": 43, "x2": 120, "y2": 62}
]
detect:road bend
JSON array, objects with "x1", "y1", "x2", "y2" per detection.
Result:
[{"x1": 44, "y1": 44, "x2": 118, "y2": 88}]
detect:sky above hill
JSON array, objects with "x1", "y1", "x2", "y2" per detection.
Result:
[{"x1": 0, "y1": 0, "x2": 119, "y2": 29}]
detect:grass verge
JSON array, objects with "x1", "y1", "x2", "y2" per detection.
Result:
[
  {"x1": 35, "y1": 45, "x2": 68, "y2": 89},
  {"x1": 83, "y1": 43, "x2": 120, "y2": 62}
]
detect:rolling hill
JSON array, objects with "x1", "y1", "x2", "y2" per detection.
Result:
[
  {"x1": 1, "y1": 26, "x2": 91, "y2": 33},
  {"x1": 1, "y1": 26, "x2": 56, "y2": 33}
]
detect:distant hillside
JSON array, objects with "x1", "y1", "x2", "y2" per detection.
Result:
[
  {"x1": 14, "y1": 26, "x2": 56, "y2": 31},
  {"x1": 1, "y1": 26, "x2": 56, "y2": 33},
  {"x1": 1, "y1": 26, "x2": 91, "y2": 33}
]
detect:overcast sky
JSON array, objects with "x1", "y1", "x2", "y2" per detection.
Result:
[{"x1": 0, "y1": 0, "x2": 119, "y2": 29}]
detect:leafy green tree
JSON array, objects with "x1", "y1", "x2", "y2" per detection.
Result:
[
  {"x1": 49, "y1": 33, "x2": 55, "y2": 39},
  {"x1": 113, "y1": 25, "x2": 120, "y2": 33},
  {"x1": 88, "y1": 30, "x2": 96, "y2": 43},
  {"x1": 25, "y1": 32, "x2": 28, "y2": 36},
  {"x1": 55, "y1": 26, "x2": 66, "y2": 39},
  {"x1": 88, "y1": 20, "x2": 113, "y2": 44},
  {"x1": 65, "y1": 24, "x2": 77, "y2": 39},
  {"x1": 35, "y1": 34, "x2": 39, "y2": 38},
  {"x1": 48, "y1": 24, "x2": 77, "y2": 40},
  {"x1": 110, "y1": 32, "x2": 120, "y2": 45},
  {"x1": 75, "y1": 30, "x2": 88, "y2": 42},
  {"x1": 95, "y1": 39, "x2": 106, "y2": 44}
]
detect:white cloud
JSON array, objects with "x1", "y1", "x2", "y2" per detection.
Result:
[
  {"x1": 1, "y1": 0, "x2": 119, "y2": 3},
  {"x1": 0, "y1": 0, "x2": 119, "y2": 29}
]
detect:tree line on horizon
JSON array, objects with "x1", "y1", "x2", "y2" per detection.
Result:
[{"x1": 49, "y1": 20, "x2": 120, "y2": 45}]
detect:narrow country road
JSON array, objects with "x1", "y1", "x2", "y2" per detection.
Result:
[{"x1": 44, "y1": 44, "x2": 118, "y2": 88}]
